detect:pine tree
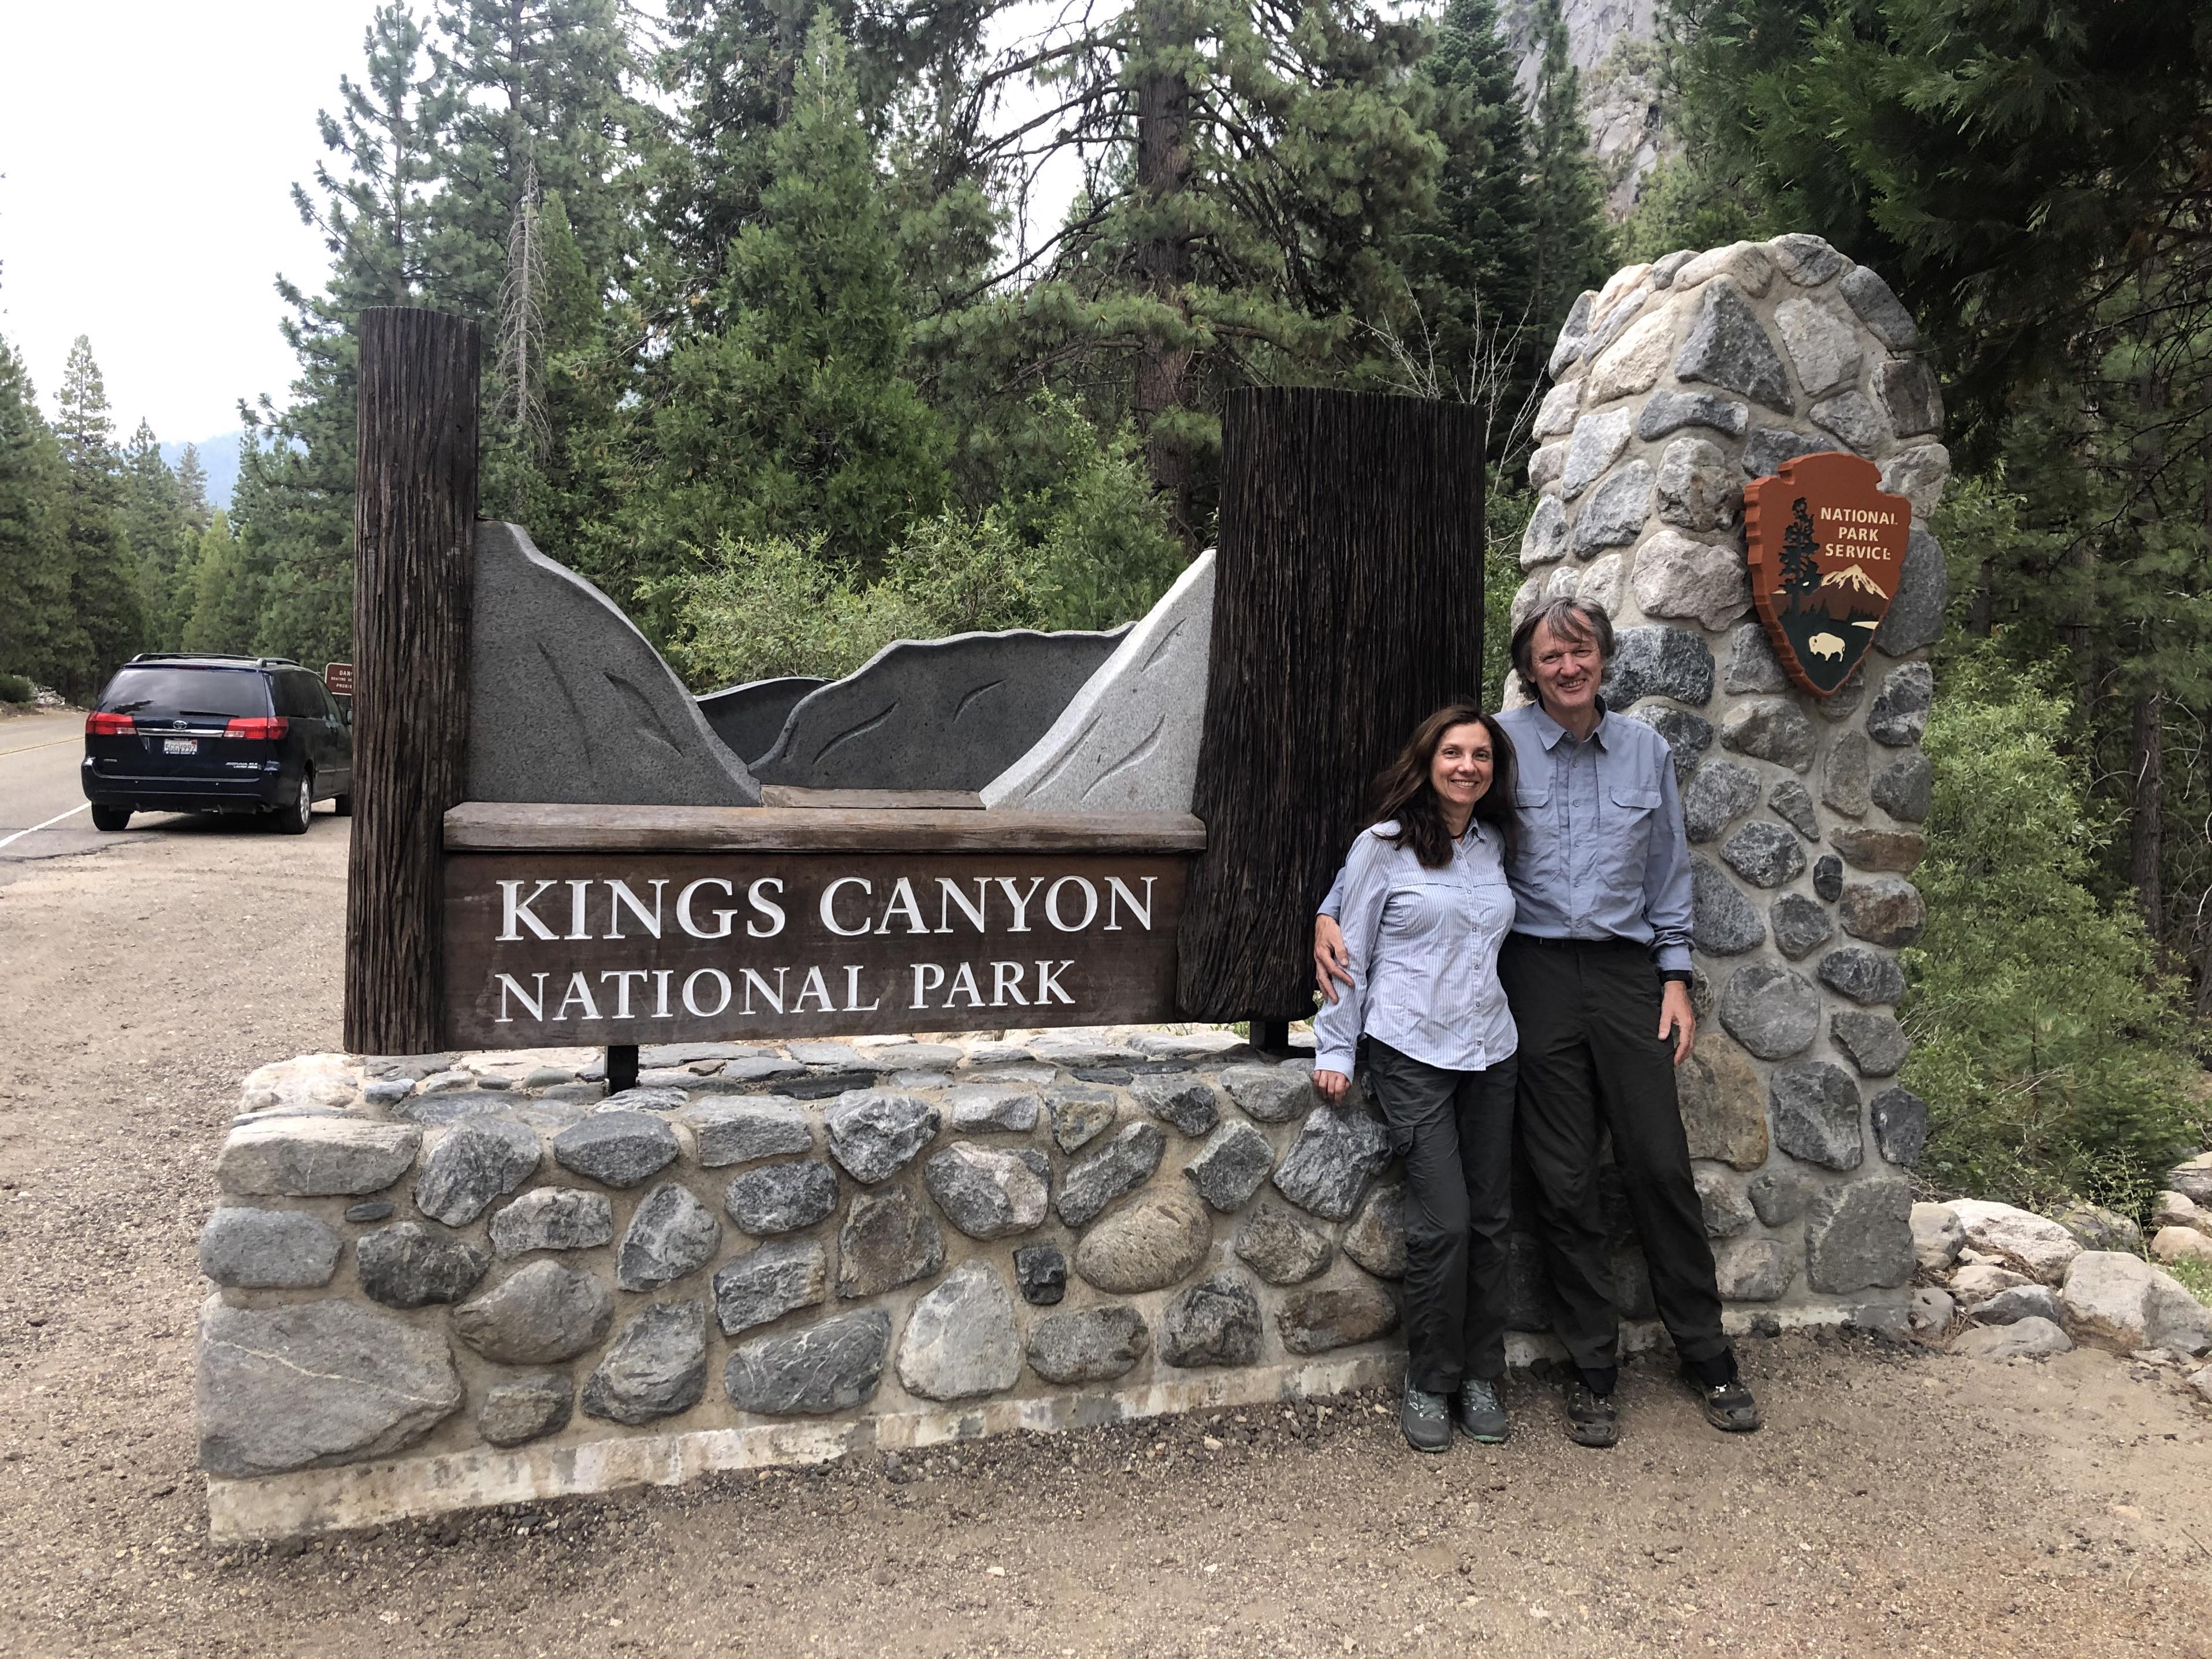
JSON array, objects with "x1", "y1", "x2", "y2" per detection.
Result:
[
  {"x1": 121, "y1": 419, "x2": 190, "y2": 648},
  {"x1": 180, "y1": 510, "x2": 262, "y2": 655},
  {"x1": 51, "y1": 339, "x2": 145, "y2": 697},
  {"x1": 1524, "y1": 0, "x2": 1614, "y2": 334},
  {"x1": 173, "y1": 443, "x2": 212, "y2": 534},
  {"x1": 640, "y1": 14, "x2": 949, "y2": 577},
  {"x1": 0, "y1": 334, "x2": 71, "y2": 686}
]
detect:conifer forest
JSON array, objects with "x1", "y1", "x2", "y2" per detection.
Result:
[{"x1": 2, "y1": 0, "x2": 2209, "y2": 1213}]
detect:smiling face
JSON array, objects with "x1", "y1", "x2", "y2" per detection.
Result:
[
  {"x1": 1429, "y1": 720, "x2": 1494, "y2": 821},
  {"x1": 1528, "y1": 617, "x2": 1606, "y2": 722}
]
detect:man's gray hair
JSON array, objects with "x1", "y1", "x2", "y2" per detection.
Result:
[{"x1": 1509, "y1": 597, "x2": 1615, "y2": 685}]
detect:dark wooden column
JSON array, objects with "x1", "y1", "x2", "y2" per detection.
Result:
[
  {"x1": 344, "y1": 308, "x2": 481, "y2": 1055},
  {"x1": 1178, "y1": 388, "x2": 1485, "y2": 1023}
]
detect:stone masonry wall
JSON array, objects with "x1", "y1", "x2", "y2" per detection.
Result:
[
  {"x1": 196, "y1": 1013, "x2": 1894, "y2": 1540},
  {"x1": 1512, "y1": 234, "x2": 1944, "y2": 1321}
]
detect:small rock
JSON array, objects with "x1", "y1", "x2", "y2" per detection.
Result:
[
  {"x1": 1867, "y1": 661, "x2": 1933, "y2": 746},
  {"x1": 895, "y1": 1262, "x2": 1022, "y2": 1401},
  {"x1": 1625, "y1": 705, "x2": 1716, "y2": 784},
  {"x1": 1131, "y1": 1074, "x2": 1221, "y2": 1137},
  {"x1": 1014, "y1": 1243, "x2": 1068, "y2": 1305},
  {"x1": 1774, "y1": 297, "x2": 1864, "y2": 397},
  {"x1": 1870, "y1": 750, "x2": 1933, "y2": 824},
  {"x1": 1768, "y1": 892, "x2": 1834, "y2": 961},
  {"x1": 355, "y1": 1222, "x2": 490, "y2": 1308},
  {"x1": 1560, "y1": 405, "x2": 1634, "y2": 499},
  {"x1": 1026, "y1": 1305, "x2": 1150, "y2": 1385},
  {"x1": 1342, "y1": 1184, "x2": 1408, "y2": 1278},
  {"x1": 945, "y1": 1087, "x2": 1044, "y2": 1134},
  {"x1": 712, "y1": 1238, "x2": 828, "y2": 1336},
  {"x1": 217, "y1": 1118, "x2": 422, "y2": 1199},
  {"x1": 478, "y1": 1373, "x2": 572, "y2": 1447},
  {"x1": 1721, "y1": 820, "x2": 1807, "y2": 888},
  {"x1": 1234, "y1": 1203, "x2": 1337, "y2": 1285},
  {"x1": 1954, "y1": 1316, "x2": 2072, "y2": 1359},
  {"x1": 1722, "y1": 623, "x2": 1789, "y2": 695},
  {"x1": 1742, "y1": 426, "x2": 1829, "y2": 479},
  {"x1": 1719, "y1": 698, "x2": 1816, "y2": 772},
  {"x1": 1584, "y1": 306, "x2": 1677, "y2": 404},
  {"x1": 1804, "y1": 1178, "x2": 1915, "y2": 1293},
  {"x1": 724, "y1": 1310, "x2": 892, "y2": 1415},
  {"x1": 824, "y1": 1092, "x2": 940, "y2": 1184},
  {"x1": 1812, "y1": 853, "x2": 1845, "y2": 902},
  {"x1": 723, "y1": 1159, "x2": 838, "y2": 1236},
  {"x1": 1683, "y1": 760, "x2": 1761, "y2": 843},
  {"x1": 2162, "y1": 1152, "x2": 2212, "y2": 1206},
  {"x1": 1570, "y1": 462, "x2": 1656, "y2": 557},
  {"x1": 450, "y1": 1260, "x2": 616, "y2": 1365},
  {"x1": 1272, "y1": 1107, "x2": 1391, "y2": 1221},
  {"x1": 1276, "y1": 1264, "x2": 1401, "y2": 1355},
  {"x1": 1822, "y1": 730, "x2": 1871, "y2": 818},
  {"x1": 1809, "y1": 389, "x2": 1887, "y2": 455},
  {"x1": 2060, "y1": 1252, "x2": 2212, "y2": 1355},
  {"x1": 600, "y1": 1087, "x2": 688, "y2": 1114},
  {"x1": 1975, "y1": 1284, "x2": 2064, "y2": 1326},
  {"x1": 682, "y1": 1097, "x2": 812, "y2": 1167},
  {"x1": 1159, "y1": 1273, "x2": 1264, "y2": 1368},
  {"x1": 1637, "y1": 388, "x2": 1749, "y2": 441},
  {"x1": 1876, "y1": 358, "x2": 1942, "y2": 441},
  {"x1": 1712, "y1": 1237, "x2": 1790, "y2": 1301},
  {"x1": 1045, "y1": 1084, "x2": 1118, "y2": 1152},
  {"x1": 1695, "y1": 1170, "x2": 1755, "y2": 1239},
  {"x1": 1183, "y1": 1121, "x2": 1276, "y2": 1212},
  {"x1": 1949, "y1": 1200, "x2": 2083, "y2": 1285},
  {"x1": 1869, "y1": 1086, "x2": 1928, "y2": 1166},
  {"x1": 1949, "y1": 1263, "x2": 2030, "y2": 1310},
  {"x1": 1818, "y1": 945, "x2": 1906, "y2": 1007},
  {"x1": 837, "y1": 1187, "x2": 945, "y2": 1299},
  {"x1": 1830, "y1": 1011, "x2": 1908, "y2": 1077},
  {"x1": 1676, "y1": 1033, "x2": 1771, "y2": 1169},
  {"x1": 1074, "y1": 1188, "x2": 1213, "y2": 1293},
  {"x1": 1750, "y1": 1170, "x2": 1813, "y2": 1227},
  {"x1": 2152, "y1": 1226, "x2": 2212, "y2": 1267},
  {"x1": 1770, "y1": 1062, "x2": 1863, "y2": 1171},
  {"x1": 1652, "y1": 439, "x2": 1744, "y2": 535},
  {"x1": 1909, "y1": 1286, "x2": 1955, "y2": 1337},
  {"x1": 1910, "y1": 1202, "x2": 1962, "y2": 1272},
  {"x1": 581, "y1": 1300, "x2": 707, "y2": 1424},
  {"x1": 2055, "y1": 1202, "x2": 2145, "y2": 1253},
  {"x1": 413, "y1": 1117, "x2": 543, "y2": 1226},
  {"x1": 616, "y1": 1182, "x2": 723, "y2": 1291},
  {"x1": 1057, "y1": 1122, "x2": 1168, "y2": 1227},
  {"x1": 1717, "y1": 964, "x2": 1822, "y2": 1059},
  {"x1": 1831, "y1": 827, "x2": 1927, "y2": 872},
  {"x1": 550, "y1": 1113, "x2": 679, "y2": 1189},
  {"x1": 1674, "y1": 280, "x2": 1794, "y2": 412},
  {"x1": 1691, "y1": 855, "x2": 1765, "y2": 954},
  {"x1": 1602, "y1": 627, "x2": 1715, "y2": 709},
  {"x1": 1766, "y1": 779, "x2": 1819, "y2": 843},
  {"x1": 1766, "y1": 233, "x2": 1848, "y2": 286},
  {"x1": 924, "y1": 1143, "x2": 1050, "y2": 1239},
  {"x1": 197, "y1": 1208, "x2": 342, "y2": 1290},
  {"x1": 1839, "y1": 264, "x2": 1918, "y2": 348},
  {"x1": 2188, "y1": 1366, "x2": 2212, "y2": 1406},
  {"x1": 344, "y1": 1199, "x2": 395, "y2": 1223},
  {"x1": 489, "y1": 1187, "x2": 615, "y2": 1256}
]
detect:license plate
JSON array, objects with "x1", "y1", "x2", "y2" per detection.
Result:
[{"x1": 163, "y1": 738, "x2": 199, "y2": 756}]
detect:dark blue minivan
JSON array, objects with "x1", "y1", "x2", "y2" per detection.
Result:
[{"x1": 81, "y1": 654, "x2": 355, "y2": 834}]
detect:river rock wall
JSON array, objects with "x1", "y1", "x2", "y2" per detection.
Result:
[{"x1": 1513, "y1": 235, "x2": 1945, "y2": 1329}]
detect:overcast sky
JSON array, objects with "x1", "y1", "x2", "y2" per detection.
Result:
[{"x1": 0, "y1": 1, "x2": 384, "y2": 444}]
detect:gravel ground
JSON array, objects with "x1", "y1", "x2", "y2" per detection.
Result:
[{"x1": 1, "y1": 819, "x2": 2209, "y2": 1658}]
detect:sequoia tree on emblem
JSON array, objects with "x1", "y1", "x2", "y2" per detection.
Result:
[{"x1": 1742, "y1": 451, "x2": 1911, "y2": 697}]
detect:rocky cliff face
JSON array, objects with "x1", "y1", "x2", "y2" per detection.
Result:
[{"x1": 1503, "y1": 0, "x2": 1671, "y2": 221}]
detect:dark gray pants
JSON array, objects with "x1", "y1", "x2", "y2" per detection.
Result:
[
  {"x1": 1358, "y1": 1040, "x2": 1517, "y2": 1393},
  {"x1": 1496, "y1": 935, "x2": 1730, "y2": 1374}
]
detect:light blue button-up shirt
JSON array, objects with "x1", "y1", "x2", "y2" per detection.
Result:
[
  {"x1": 1320, "y1": 699, "x2": 1693, "y2": 975},
  {"x1": 1310, "y1": 820, "x2": 1518, "y2": 1077}
]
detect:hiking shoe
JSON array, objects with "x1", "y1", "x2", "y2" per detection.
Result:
[
  {"x1": 1684, "y1": 1367, "x2": 1763, "y2": 1434},
  {"x1": 1401, "y1": 1383, "x2": 1451, "y2": 1453},
  {"x1": 1562, "y1": 1381, "x2": 1619, "y2": 1449},
  {"x1": 1455, "y1": 1378, "x2": 1510, "y2": 1444}
]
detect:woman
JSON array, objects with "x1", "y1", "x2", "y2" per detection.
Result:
[{"x1": 1312, "y1": 703, "x2": 1520, "y2": 1454}]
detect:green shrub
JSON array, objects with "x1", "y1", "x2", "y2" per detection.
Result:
[
  {"x1": 1902, "y1": 648, "x2": 2208, "y2": 1217},
  {"x1": 0, "y1": 671, "x2": 32, "y2": 705}
]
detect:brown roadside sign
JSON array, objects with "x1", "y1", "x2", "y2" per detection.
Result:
[
  {"x1": 1742, "y1": 451, "x2": 1911, "y2": 697},
  {"x1": 324, "y1": 662, "x2": 355, "y2": 697}
]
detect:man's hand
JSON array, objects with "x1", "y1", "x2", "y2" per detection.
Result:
[
  {"x1": 1659, "y1": 980, "x2": 1697, "y2": 1066},
  {"x1": 1313, "y1": 916, "x2": 1352, "y2": 1005},
  {"x1": 1313, "y1": 1069, "x2": 1352, "y2": 1106}
]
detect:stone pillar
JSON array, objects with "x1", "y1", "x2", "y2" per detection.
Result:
[{"x1": 1515, "y1": 235, "x2": 1946, "y2": 1327}]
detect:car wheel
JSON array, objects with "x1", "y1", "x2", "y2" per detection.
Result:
[
  {"x1": 274, "y1": 772, "x2": 313, "y2": 835},
  {"x1": 90, "y1": 805, "x2": 131, "y2": 832},
  {"x1": 332, "y1": 791, "x2": 353, "y2": 817}
]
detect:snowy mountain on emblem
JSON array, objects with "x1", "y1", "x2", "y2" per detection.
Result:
[{"x1": 1819, "y1": 563, "x2": 1889, "y2": 598}]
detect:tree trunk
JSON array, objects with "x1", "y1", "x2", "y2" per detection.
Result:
[
  {"x1": 1177, "y1": 388, "x2": 1487, "y2": 1021},
  {"x1": 2125, "y1": 689, "x2": 2164, "y2": 942},
  {"x1": 344, "y1": 308, "x2": 482, "y2": 1054},
  {"x1": 1131, "y1": 0, "x2": 1196, "y2": 550}
]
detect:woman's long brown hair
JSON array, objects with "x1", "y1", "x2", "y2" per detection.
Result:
[{"x1": 1366, "y1": 703, "x2": 1517, "y2": 869}]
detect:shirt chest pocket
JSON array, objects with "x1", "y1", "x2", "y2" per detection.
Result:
[{"x1": 1601, "y1": 782, "x2": 1662, "y2": 882}]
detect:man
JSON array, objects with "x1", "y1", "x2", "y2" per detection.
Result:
[{"x1": 1316, "y1": 597, "x2": 1761, "y2": 1446}]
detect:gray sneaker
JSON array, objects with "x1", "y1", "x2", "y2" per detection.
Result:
[
  {"x1": 1455, "y1": 1378, "x2": 1509, "y2": 1444},
  {"x1": 1400, "y1": 1383, "x2": 1451, "y2": 1453}
]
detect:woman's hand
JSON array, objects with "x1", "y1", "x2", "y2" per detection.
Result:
[
  {"x1": 1313, "y1": 916, "x2": 1352, "y2": 1004},
  {"x1": 1313, "y1": 1068, "x2": 1352, "y2": 1105}
]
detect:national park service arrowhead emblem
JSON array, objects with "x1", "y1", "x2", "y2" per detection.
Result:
[{"x1": 1743, "y1": 451, "x2": 1909, "y2": 697}]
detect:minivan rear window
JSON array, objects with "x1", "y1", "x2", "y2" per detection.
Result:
[{"x1": 98, "y1": 667, "x2": 271, "y2": 719}]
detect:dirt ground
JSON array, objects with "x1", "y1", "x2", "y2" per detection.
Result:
[{"x1": 1, "y1": 819, "x2": 2209, "y2": 1659}]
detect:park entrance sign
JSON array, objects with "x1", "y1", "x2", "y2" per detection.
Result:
[
  {"x1": 440, "y1": 804, "x2": 1198, "y2": 1044},
  {"x1": 1742, "y1": 451, "x2": 1910, "y2": 698}
]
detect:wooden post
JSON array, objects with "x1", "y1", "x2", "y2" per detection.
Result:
[
  {"x1": 1178, "y1": 388, "x2": 1485, "y2": 1022},
  {"x1": 344, "y1": 308, "x2": 481, "y2": 1055}
]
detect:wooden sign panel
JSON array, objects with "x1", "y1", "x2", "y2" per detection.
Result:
[
  {"x1": 325, "y1": 661, "x2": 355, "y2": 697},
  {"x1": 440, "y1": 806, "x2": 1201, "y2": 1048},
  {"x1": 1742, "y1": 451, "x2": 1910, "y2": 697}
]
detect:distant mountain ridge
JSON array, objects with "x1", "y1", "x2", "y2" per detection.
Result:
[{"x1": 159, "y1": 429, "x2": 242, "y2": 511}]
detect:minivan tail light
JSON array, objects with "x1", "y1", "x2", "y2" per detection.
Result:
[
  {"x1": 223, "y1": 717, "x2": 290, "y2": 740},
  {"x1": 85, "y1": 712, "x2": 135, "y2": 735}
]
